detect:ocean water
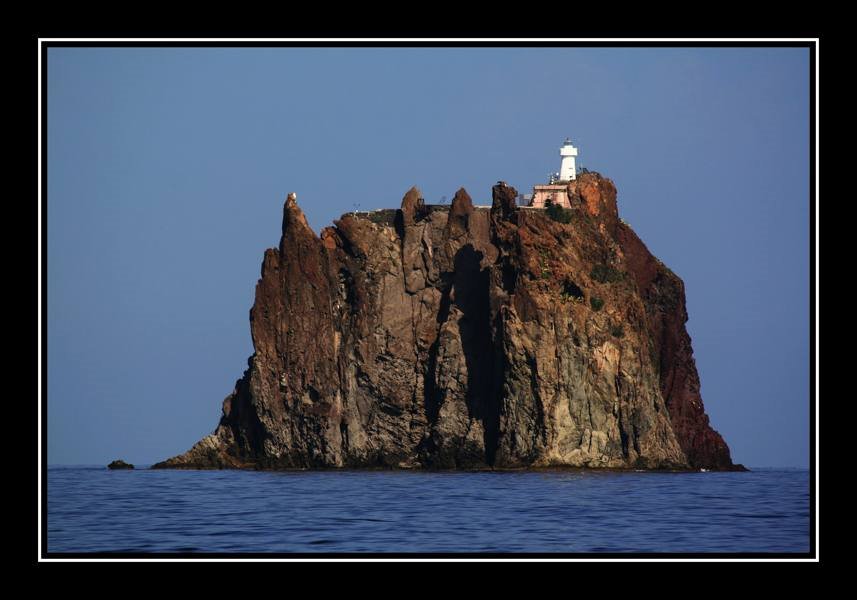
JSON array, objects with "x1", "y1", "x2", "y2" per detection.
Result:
[{"x1": 46, "y1": 466, "x2": 810, "y2": 554}]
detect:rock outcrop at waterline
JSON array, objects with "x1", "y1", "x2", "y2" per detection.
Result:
[{"x1": 153, "y1": 173, "x2": 744, "y2": 471}]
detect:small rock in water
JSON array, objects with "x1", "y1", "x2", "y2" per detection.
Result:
[{"x1": 108, "y1": 459, "x2": 134, "y2": 470}]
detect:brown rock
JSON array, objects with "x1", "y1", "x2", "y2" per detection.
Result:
[
  {"x1": 491, "y1": 181, "x2": 518, "y2": 220},
  {"x1": 400, "y1": 186, "x2": 425, "y2": 226},
  {"x1": 154, "y1": 175, "x2": 742, "y2": 471},
  {"x1": 446, "y1": 187, "x2": 474, "y2": 240}
]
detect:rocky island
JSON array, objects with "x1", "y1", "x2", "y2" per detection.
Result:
[{"x1": 153, "y1": 173, "x2": 744, "y2": 471}]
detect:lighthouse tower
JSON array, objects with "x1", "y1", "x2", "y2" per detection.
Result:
[{"x1": 559, "y1": 138, "x2": 579, "y2": 181}]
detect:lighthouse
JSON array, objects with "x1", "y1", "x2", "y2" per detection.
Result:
[
  {"x1": 559, "y1": 138, "x2": 579, "y2": 181},
  {"x1": 528, "y1": 138, "x2": 582, "y2": 208}
]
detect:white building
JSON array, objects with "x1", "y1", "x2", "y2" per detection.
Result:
[{"x1": 559, "y1": 138, "x2": 578, "y2": 182}]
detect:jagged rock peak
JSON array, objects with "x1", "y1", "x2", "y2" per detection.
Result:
[
  {"x1": 450, "y1": 187, "x2": 474, "y2": 216},
  {"x1": 446, "y1": 188, "x2": 474, "y2": 239},
  {"x1": 400, "y1": 186, "x2": 425, "y2": 226},
  {"x1": 491, "y1": 181, "x2": 518, "y2": 219},
  {"x1": 281, "y1": 191, "x2": 312, "y2": 236}
]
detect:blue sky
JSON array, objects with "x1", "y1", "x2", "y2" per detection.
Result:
[{"x1": 47, "y1": 46, "x2": 811, "y2": 468}]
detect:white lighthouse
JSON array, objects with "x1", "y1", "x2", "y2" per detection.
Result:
[{"x1": 559, "y1": 138, "x2": 579, "y2": 181}]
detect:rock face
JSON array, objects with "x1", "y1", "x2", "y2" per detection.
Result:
[
  {"x1": 108, "y1": 460, "x2": 134, "y2": 470},
  {"x1": 153, "y1": 173, "x2": 744, "y2": 471}
]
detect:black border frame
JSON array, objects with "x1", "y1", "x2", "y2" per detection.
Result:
[{"x1": 37, "y1": 37, "x2": 819, "y2": 562}]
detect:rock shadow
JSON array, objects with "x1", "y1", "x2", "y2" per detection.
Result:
[{"x1": 421, "y1": 243, "x2": 499, "y2": 467}]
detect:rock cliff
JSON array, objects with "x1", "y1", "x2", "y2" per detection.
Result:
[{"x1": 153, "y1": 173, "x2": 744, "y2": 471}]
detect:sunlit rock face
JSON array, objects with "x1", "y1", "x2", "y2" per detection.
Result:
[{"x1": 154, "y1": 174, "x2": 743, "y2": 471}]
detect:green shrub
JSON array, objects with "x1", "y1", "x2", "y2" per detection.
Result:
[
  {"x1": 546, "y1": 202, "x2": 573, "y2": 224},
  {"x1": 367, "y1": 209, "x2": 397, "y2": 224},
  {"x1": 590, "y1": 297, "x2": 604, "y2": 311},
  {"x1": 591, "y1": 264, "x2": 625, "y2": 284}
]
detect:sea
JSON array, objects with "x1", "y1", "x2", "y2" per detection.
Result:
[{"x1": 46, "y1": 466, "x2": 810, "y2": 555}]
